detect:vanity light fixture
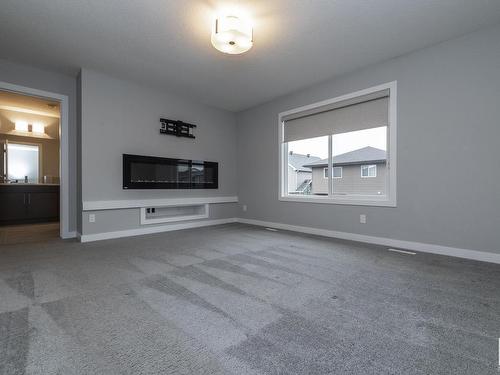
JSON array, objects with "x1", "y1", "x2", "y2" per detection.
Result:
[
  {"x1": 211, "y1": 15, "x2": 253, "y2": 54},
  {"x1": 14, "y1": 121, "x2": 28, "y2": 132},
  {"x1": 32, "y1": 122, "x2": 45, "y2": 134}
]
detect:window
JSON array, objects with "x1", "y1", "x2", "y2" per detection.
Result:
[
  {"x1": 7, "y1": 143, "x2": 40, "y2": 183},
  {"x1": 361, "y1": 165, "x2": 376, "y2": 178},
  {"x1": 279, "y1": 81, "x2": 397, "y2": 206},
  {"x1": 325, "y1": 167, "x2": 342, "y2": 178},
  {"x1": 333, "y1": 167, "x2": 342, "y2": 178}
]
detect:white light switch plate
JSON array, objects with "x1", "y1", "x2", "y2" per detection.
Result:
[
  {"x1": 89, "y1": 214, "x2": 96, "y2": 223},
  {"x1": 242, "y1": 205, "x2": 247, "y2": 212},
  {"x1": 359, "y1": 214, "x2": 366, "y2": 224}
]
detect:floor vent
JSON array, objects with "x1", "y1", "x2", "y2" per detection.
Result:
[
  {"x1": 265, "y1": 227, "x2": 279, "y2": 232},
  {"x1": 388, "y1": 248, "x2": 416, "y2": 255}
]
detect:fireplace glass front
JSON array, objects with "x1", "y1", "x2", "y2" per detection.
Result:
[{"x1": 123, "y1": 154, "x2": 218, "y2": 189}]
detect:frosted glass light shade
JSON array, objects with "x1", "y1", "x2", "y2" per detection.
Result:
[
  {"x1": 15, "y1": 121, "x2": 28, "y2": 132},
  {"x1": 32, "y1": 122, "x2": 45, "y2": 134},
  {"x1": 211, "y1": 15, "x2": 253, "y2": 54}
]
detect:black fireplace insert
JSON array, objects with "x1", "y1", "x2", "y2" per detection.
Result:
[{"x1": 123, "y1": 154, "x2": 218, "y2": 189}]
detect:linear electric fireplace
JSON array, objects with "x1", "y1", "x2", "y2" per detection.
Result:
[{"x1": 123, "y1": 154, "x2": 218, "y2": 189}]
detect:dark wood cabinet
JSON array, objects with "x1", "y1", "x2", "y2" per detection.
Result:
[
  {"x1": 0, "y1": 185, "x2": 59, "y2": 225},
  {"x1": 26, "y1": 191, "x2": 60, "y2": 220},
  {"x1": 0, "y1": 192, "x2": 27, "y2": 222}
]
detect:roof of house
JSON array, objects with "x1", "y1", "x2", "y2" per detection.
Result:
[
  {"x1": 303, "y1": 146, "x2": 386, "y2": 167},
  {"x1": 288, "y1": 152, "x2": 321, "y2": 172}
]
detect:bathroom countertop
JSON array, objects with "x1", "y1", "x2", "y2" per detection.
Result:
[{"x1": 0, "y1": 183, "x2": 60, "y2": 187}]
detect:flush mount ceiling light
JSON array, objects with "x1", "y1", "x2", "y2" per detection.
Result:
[{"x1": 211, "y1": 15, "x2": 253, "y2": 54}]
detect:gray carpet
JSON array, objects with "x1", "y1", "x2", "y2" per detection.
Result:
[{"x1": 0, "y1": 223, "x2": 499, "y2": 374}]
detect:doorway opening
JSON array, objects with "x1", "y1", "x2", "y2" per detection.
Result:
[{"x1": 0, "y1": 83, "x2": 70, "y2": 243}]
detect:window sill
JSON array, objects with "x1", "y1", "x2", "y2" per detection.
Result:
[{"x1": 279, "y1": 195, "x2": 396, "y2": 207}]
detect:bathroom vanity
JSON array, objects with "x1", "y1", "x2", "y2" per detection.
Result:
[{"x1": 0, "y1": 184, "x2": 59, "y2": 225}]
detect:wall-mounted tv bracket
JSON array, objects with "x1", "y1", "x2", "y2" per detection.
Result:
[{"x1": 160, "y1": 118, "x2": 196, "y2": 139}]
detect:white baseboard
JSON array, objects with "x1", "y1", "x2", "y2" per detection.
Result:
[
  {"x1": 79, "y1": 218, "x2": 238, "y2": 243},
  {"x1": 61, "y1": 231, "x2": 77, "y2": 239},
  {"x1": 236, "y1": 218, "x2": 500, "y2": 265}
]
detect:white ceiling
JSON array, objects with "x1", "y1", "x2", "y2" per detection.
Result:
[{"x1": 1, "y1": 0, "x2": 499, "y2": 111}]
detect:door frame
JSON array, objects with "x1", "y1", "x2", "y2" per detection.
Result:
[{"x1": 0, "y1": 80, "x2": 72, "y2": 239}]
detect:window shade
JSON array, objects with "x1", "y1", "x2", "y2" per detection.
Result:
[{"x1": 283, "y1": 91, "x2": 389, "y2": 142}]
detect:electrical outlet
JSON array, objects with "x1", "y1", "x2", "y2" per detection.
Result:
[
  {"x1": 89, "y1": 214, "x2": 96, "y2": 223},
  {"x1": 242, "y1": 205, "x2": 247, "y2": 212},
  {"x1": 359, "y1": 214, "x2": 366, "y2": 224}
]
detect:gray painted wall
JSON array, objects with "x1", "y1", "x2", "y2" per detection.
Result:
[
  {"x1": 80, "y1": 69, "x2": 239, "y2": 234},
  {"x1": 311, "y1": 164, "x2": 386, "y2": 195},
  {"x1": 236, "y1": 24, "x2": 500, "y2": 254},
  {"x1": 0, "y1": 59, "x2": 77, "y2": 232}
]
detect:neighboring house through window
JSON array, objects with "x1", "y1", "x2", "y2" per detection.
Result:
[
  {"x1": 287, "y1": 151, "x2": 321, "y2": 195},
  {"x1": 304, "y1": 147, "x2": 386, "y2": 196}
]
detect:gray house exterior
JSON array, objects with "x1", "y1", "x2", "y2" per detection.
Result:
[
  {"x1": 287, "y1": 152, "x2": 321, "y2": 193},
  {"x1": 303, "y1": 147, "x2": 386, "y2": 195}
]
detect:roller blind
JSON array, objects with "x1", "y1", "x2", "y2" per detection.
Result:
[{"x1": 283, "y1": 90, "x2": 389, "y2": 142}]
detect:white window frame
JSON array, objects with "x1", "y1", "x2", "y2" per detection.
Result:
[
  {"x1": 361, "y1": 164, "x2": 376, "y2": 178},
  {"x1": 333, "y1": 166, "x2": 342, "y2": 179},
  {"x1": 278, "y1": 81, "x2": 397, "y2": 207},
  {"x1": 323, "y1": 167, "x2": 328, "y2": 179}
]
